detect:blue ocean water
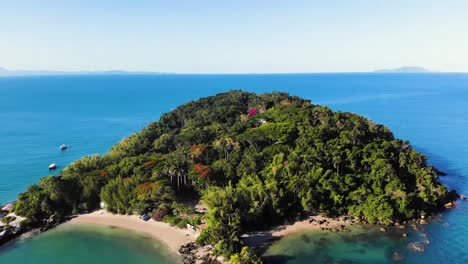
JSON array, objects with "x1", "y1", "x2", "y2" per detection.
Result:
[{"x1": 0, "y1": 74, "x2": 467, "y2": 263}]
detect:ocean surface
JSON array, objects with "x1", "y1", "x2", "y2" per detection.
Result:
[{"x1": 0, "y1": 74, "x2": 467, "y2": 263}]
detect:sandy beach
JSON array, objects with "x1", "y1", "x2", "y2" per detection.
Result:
[
  {"x1": 243, "y1": 215, "x2": 352, "y2": 247},
  {"x1": 64, "y1": 210, "x2": 197, "y2": 253}
]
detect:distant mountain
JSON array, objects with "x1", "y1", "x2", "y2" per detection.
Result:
[
  {"x1": 374, "y1": 66, "x2": 431, "y2": 73},
  {"x1": 0, "y1": 67, "x2": 170, "y2": 76}
]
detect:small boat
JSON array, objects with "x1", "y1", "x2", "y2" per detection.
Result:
[
  {"x1": 49, "y1": 163, "x2": 57, "y2": 170},
  {"x1": 59, "y1": 144, "x2": 68, "y2": 151}
]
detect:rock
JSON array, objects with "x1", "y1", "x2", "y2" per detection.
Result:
[
  {"x1": 1, "y1": 204, "x2": 13, "y2": 213},
  {"x1": 379, "y1": 227, "x2": 387, "y2": 232},
  {"x1": 419, "y1": 219, "x2": 428, "y2": 225},
  {"x1": 180, "y1": 242, "x2": 229, "y2": 264},
  {"x1": 179, "y1": 242, "x2": 198, "y2": 264},
  {"x1": 402, "y1": 233, "x2": 408, "y2": 237},
  {"x1": 420, "y1": 215, "x2": 425, "y2": 219},
  {"x1": 460, "y1": 194, "x2": 467, "y2": 200},
  {"x1": 0, "y1": 229, "x2": 11, "y2": 238},
  {"x1": 392, "y1": 251, "x2": 404, "y2": 262},
  {"x1": 407, "y1": 242, "x2": 425, "y2": 253},
  {"x1": 444, "y1": 202, "x2": 456, "y2": 209}
]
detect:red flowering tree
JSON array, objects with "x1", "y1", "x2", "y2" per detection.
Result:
[
  {"x1": 193, "y1": 163, "x2": 212, "y2": 178},
  {"x1": 189, "y1": 163, "x2": 212, "y2": 192},
  {"x1": 247, "y1": 108, "x2": 258, "y2": 116},
  {"x1": 190, "y1": 145, "x2": 207, "y2": 160}
]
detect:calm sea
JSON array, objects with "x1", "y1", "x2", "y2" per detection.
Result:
[{"x1": 0, "y1": 74, "x2": 467, "y2": 263}]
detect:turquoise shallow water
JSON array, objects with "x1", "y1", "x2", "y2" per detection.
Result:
[
  {"x1": 0, "y1": 225, "x2": 178, "y2": 264},
  {"x1": 264, "y1": 227, "x2": 403, "y2": 263},
  {"x1": 263, "y1": 220, "x2": 454, "y2": 264},
  {"x1": 0, "y1": 74, "x2": 467, "y2": 263}
]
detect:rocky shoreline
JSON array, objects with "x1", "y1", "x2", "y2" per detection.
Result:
[
  {"x1": 1, "y1": 198, "x2": 463, "y2": 263},
  {"x1": 0, "y1": 204, "x2": 24, "y2": 246},
  {"x1": 0, "y1": 203, "x2": 74, "y2": 247},
  {"x1": 179, "y1": 242, "x2": 228, "y2": 264}
]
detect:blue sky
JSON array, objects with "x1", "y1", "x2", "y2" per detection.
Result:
[{"x1": 1, "y1": 0, "x2": 467, "y2": 73}]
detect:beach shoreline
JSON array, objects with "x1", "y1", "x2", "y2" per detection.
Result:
[
  {"x1": 63, "y1": 212, "x2": 354, "y2": 262},
  {"x1": 243, "y1": 215, "x2": 354, "y2": 248},
  {"x1": 63, "y1": 210, "x2": 197, "y2": 254}
]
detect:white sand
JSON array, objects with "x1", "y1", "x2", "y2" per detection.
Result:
[
  {"x1": 64, "y1": 210, "x2": 197, "y2": 253},
  {"x1": 243, "y1": 215, "x2": 351, "y2": 246}
]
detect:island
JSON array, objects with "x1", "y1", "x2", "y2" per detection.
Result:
[
  {"x1": 1, "y1": 91, "x2": 457, "y2": 263},
  {"x1": 374, "y1": 66, "x2": 431, "y2": 73},
  {"x1": 0, "y1": 66, "x2": 171, "y2": 76}
]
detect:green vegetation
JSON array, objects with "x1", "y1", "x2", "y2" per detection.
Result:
[
  {"x1": 1, "y1": 216, "x2": 16, "y2": 224},
  {"x1": 13, "y1": 91, "x2": 454, "y2": 261}
]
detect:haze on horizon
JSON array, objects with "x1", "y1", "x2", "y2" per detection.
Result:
[{"x1": 1, "y1": 0, "x2": 467, "y2": 74}]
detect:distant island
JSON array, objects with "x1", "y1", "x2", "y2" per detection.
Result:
[
  {"x1": 0, "y1": 67, "x2": 170, "y2": 77},
  {"x1": 374, "y1": 66, "x2": 431, "y2": 73},
  {"x1": 1, "y1": 91, "x2": 457, "y2": 263}
]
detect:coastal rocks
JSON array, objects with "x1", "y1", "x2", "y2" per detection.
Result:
[
  {"x1": 379, "y1": 227, "x2": 387, "y2": 232},
  {"x1": 40, "y1": 215, "x2": 61, "y2": 232},
  {"x1": 1, "y1": 204, "x2": 13, "y2": 213},
  {"x1": 0, "y1": 211, "x2": 26, "y2": 246},
  {"x1": 419, "y1": 219, "x2": 428, "y2": 225},
  {"x1": 179, "y1": 242, "x2": 197, "y2": 264},
  {"x1": 179, "y1": 242, "x2": 226, "y2": 264},
  {"x1": 460, "y1": 194, "x2": 468, "y2": 200},
  {"x1": 335, "y1": 224, "x2": 349, "y2": 232},
  {"x1": 392, "y1": 251, "x2": 404, "y2": 262},
  {"x1": 0, "y1": 227, "x2": 13, "y2": 245},
  {"x1": 307, "y1": 215, "x2": 351, "y2": 233},
  {"x1": 394, "y1": 223, "x2": 405, "y2": 229},
  {"x1": 411, "y1": 223, "x2": 420, "y2": 232},
  {"x1": 444, "y1": 202, "x2": 456, "y2": 209},
  {"x1": 407, "y1": 242, "x2": 425, "y2": 253},
  {"x1": 0, "y1": 224, "x2": 22, "y2": 246},
  {"x1": 317, "y1": 219, "x2": 328, "y2": 225},
  {"x1": 0, "y1": 211, "x2": 66, "y2": 247},
  {"x1": 0, "y1": 204, "x2": 13, "y2": 218}
]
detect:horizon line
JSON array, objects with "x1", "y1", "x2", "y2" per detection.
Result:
[{"x1": 2, "y1": 67, "x2": 468, "y2": 76}]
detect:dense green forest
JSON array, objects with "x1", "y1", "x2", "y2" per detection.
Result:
[{"x1": 13, "y1": 91, "x2": 454, "y2": 261}]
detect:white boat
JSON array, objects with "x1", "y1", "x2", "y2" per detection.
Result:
[
  {"x1": 49, "y1": 163, "x2": 57, "y2": 170},
  {"x1": 59, "y1": 144, "x2": 68, "y2": 150}
]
